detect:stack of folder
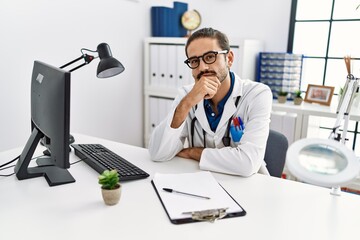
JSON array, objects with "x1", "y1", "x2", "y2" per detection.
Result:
[{"x1": 151, "y1": 1, "x2": 188, "y2": 37}]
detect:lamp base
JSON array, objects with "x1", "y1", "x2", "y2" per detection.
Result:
[{"x1": 330, "y1": 186, "x2": 341, "y2": 196}]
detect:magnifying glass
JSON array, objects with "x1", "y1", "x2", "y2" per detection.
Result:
[{"x1": 286, "y1": 138, "x2": 360, "y2": 195}]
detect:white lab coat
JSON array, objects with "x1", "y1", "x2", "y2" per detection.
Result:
[{"x1": 148, "y1": 73, "x2": 273, "y2": 177}]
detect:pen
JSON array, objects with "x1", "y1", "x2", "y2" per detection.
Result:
[
  {"x1": 238, "y1": 116, "x2": 244, "y2": 130},
  {"x1": 162, "y1": 188, "x2": 210, "y2": 200},
  {"x1": 232, "y1": 117, "x2": 240, "y2": 129}
]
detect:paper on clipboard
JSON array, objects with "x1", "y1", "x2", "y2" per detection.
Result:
[{"x1": 152, "y1": 171, "x2": 246, "y2": 223}]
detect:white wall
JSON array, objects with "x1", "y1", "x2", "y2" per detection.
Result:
[{"x1": 0, "y1": 0, "x2": 291, "y2": 151}]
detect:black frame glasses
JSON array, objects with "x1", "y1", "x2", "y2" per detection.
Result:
[{"x1": 184, "y1": 50, "x2": 229, "y2": 69}]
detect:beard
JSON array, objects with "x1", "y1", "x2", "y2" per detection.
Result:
[{"x1": 195, "y1": 67, "x2": 229, "y2": 82}]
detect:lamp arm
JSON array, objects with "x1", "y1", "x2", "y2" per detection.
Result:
[
  {"x1": 60, "y1": 54, "x2": 95, "y2": 72},
  {"x1": 330, "y1": 75, "x2": 359, "y2": 143}
]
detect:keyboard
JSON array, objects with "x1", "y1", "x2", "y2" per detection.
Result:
[{"x1": 72, "y1": 144, "x2": 149, "y2": 181}]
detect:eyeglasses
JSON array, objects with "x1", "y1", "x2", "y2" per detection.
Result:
[{"x1": 184, "y1": 50, "x2": 229, "y2": 69}]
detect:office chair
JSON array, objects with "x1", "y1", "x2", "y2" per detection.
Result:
[{"x1": 264, "y1": 129, "x2": 288, "y2": 178}]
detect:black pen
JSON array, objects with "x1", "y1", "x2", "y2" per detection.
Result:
[{"x1": 162, "y1": 188, "x2": 210, "y2": 200}]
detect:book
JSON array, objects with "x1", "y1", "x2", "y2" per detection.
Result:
[
  {"x1": 151, "y1": 6, "x2": 176, "y2": 37},
  {"x1": 173, "y1": 1, "x2": 188, "y2": 37}
]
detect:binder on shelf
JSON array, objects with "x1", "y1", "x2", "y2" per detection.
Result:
[
  {"x1": 173, "y1": 1, "x2": 188, "y2": 37},
  {"x1": 152, "y1": 171, "x2": 246, "y2": 224},
  {"x1": 150, "y1": 44, "x2": 160, "y2": 86},
  {"x1": 167, "y1": 45, "x2": 177, "y2": 89},
  {"x1": 176, "y1": 44, "x2": 189, "y2": 87},
  {"x1": 151, "y1": 2, "x2": 188, "y2": 37},
  {"x1": 158, "y1": 45, "x2": 169, "y2": 87},
  {"x1": 149, "y1": 97, "x2": 174, "y2": 136},
  {"x1": 158, "y1": 98, "x2": 170, "y2": 124},
  {"x1": 149, "y1": 97, "x2": 159, "y2": 134},
  {"x1": 165, "y1": 7, "x2": 176, "y2": 37},
  {"x1": 150, "y1": 6, "x2": 176, "y2": 37},
  {"x1": 150, "y1": 7, "x2": 160, "y2": 37}
]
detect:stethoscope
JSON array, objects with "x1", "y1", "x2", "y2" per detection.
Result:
[{"x1": 190, "y1": 96, "x2": 241, "y2": 148}]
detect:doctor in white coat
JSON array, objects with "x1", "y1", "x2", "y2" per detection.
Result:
[{"x1": 148, "y1": 28, "x2": 272, "y2": 177}]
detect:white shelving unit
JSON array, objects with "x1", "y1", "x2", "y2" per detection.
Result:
[{"x1": 143, "y1": 37, "x2": 264, "y2": 147}]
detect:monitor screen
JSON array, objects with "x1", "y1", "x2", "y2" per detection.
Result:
[{"x1": 14, "y1": 61, "x2": 75, "y2": 186}]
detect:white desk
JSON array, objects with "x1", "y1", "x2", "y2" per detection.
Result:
[
  {"x1": 272, "y1": 100, "x2": 360, "y2": 141},
  {"x1": 1, "y1": 134, "x2": 360, "y2": 240}
]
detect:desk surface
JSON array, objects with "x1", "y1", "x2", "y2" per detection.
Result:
[{"x1": 1, "y1": 134, "x2": 360, "y2": 240}]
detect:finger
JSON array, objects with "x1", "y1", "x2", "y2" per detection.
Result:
[
  {"x1": 204, "y1": 77, "x2": 221, "y2": 89},
  {"x1": 204, "y1": 86, "x2": 217, "y2": 99},
  {"x1": 205, "y1": 81, "x2": 219, "y2": 94},
  {"x1": 191, "y1": 77, "x2": 219, "y2": 100}
]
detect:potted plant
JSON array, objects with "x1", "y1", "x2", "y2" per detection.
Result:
[
  {"x1": 277, "y1": 90, "x2": 288, "y2": 103},
  {"x1": 98, "y1": 169, "x2": 121, "y2": 206},
  {"x1": 293, "y1": 90, "x2": 303, "y2": 105}
]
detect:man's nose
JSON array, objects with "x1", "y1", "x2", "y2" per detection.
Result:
[{"x1": 198, "y1": 57, "x2": 209, "y2": 70}]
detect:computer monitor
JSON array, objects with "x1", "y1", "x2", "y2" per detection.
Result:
[{"x1": 14, "y1": 60, "x2": 75, "y2": 186}]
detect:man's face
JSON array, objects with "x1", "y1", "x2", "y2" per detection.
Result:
[{"x1": 186, "y1": 38, "x2": 232, "y2": 82}]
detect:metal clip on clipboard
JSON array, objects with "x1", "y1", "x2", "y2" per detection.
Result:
[{"x1": 184, "y1": 208, "x2": 228, "y2": 223}]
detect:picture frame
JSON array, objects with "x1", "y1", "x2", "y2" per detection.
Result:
[{"x1": 304, "y1": 84, "x2": 335, "y2": 106}]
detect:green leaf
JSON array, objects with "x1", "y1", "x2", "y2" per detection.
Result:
[{"x1": 98, "y1": 169, "x2": 120, "y2": 189}]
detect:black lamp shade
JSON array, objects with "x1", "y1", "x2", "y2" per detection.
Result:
[{"x1": 96, "y1": 43, "x2": 125, "y2": 78}]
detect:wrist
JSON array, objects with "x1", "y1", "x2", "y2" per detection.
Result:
[
  {"x1": 171, "y1": 97, "x2": 193, "y2": 128},
  {"x1": 190, "y1": 147, "x2": 203, "y2": 161},
  {"x1": 178, "y1": 96, "x2": 195, "y2": 112}
]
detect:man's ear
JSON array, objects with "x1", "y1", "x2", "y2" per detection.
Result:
[{"x1": 227, "y1": 50, "x2": 234, "y2": 68}]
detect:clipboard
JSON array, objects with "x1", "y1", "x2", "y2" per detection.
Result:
[{"x1": 151, "y1": 171, "x2": 246, "y2": 224}]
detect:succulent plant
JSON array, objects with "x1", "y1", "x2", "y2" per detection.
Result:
[
  {"x1": 98, "y1": 170, "x2": 120, "y2": 190},
  {"x1": 294, "y1": 90, "x2": 302, "y2": 98}
]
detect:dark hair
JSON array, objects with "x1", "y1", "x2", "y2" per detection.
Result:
[{"x1": 185, "y1": 27, "x2": 230, "y2": 57}]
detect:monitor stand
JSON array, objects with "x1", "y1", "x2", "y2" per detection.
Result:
[
  {"x1": 14, "y1": 128, "x2": 75, "y2": 187},
  {"x1": 36, "y1": 157, "x2": 75, "y2": 186}
]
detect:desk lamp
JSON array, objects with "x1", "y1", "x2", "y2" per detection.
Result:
[
  {"x1": 41, "y1": 42, "x2": 125, "y2": 149},
  {"x1": 60, "y1": 42, "x2": 125, "y2": 77},
  {"x1": 57, "y1": 42, "x2": 124, "y2": 144},
  {"x1": 286, "y1": 57, "x2": 360, "y2": 195}
]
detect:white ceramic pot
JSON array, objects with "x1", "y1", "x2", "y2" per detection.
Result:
[
  {"x1": 278, "y1": 96, "x2": 287, "y2": 103},
  {"x1": 101, "y1": 184, "x2": 121, "y2": 206},
  {"x1": 294, "y1": 97, "x2": 303, "y2": 105}
]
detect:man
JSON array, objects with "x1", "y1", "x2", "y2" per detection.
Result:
[{"x1": 148, "y1": 28, "x2": 272, "y2": 177}]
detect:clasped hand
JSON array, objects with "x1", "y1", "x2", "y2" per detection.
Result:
[{"x1": 188, "y1": 76, "x2": 221, "y2": 104}]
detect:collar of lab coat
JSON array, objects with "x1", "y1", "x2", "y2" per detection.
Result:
[{"x1": 194, "y1": 73, "x2": 243, "y2": 134}]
